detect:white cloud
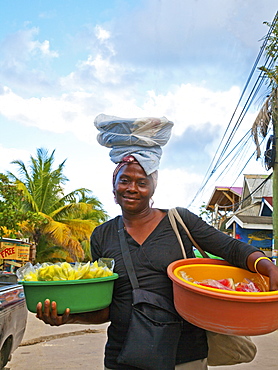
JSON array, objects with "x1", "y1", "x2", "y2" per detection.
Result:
[
  {"x1": 1, "y1": 27, "x2": 58, "y2": 61},
  {"x1": 79, "y1": 54, "x2": 124, "y2": 84},
  {"x1": 108, "y1": 0, "x2": 276, "y2": 73},
  {"x1": 152, "y1": 167, "x2": 204, "y2": 211},
  {"x1": 1, "y1": 0, "x2": 274, "y2": 218},
  {"x1": 95, "y1": 25, "x2": 111, "y2": 42},
  {"x1": 34, "y1": 40, "x2": 59, "y2": 58},
  {"x1": 144, "y1": 85, "x2": 241, "y2": 137},
  {"x1": 0, "y1": 145, "x2": 31, "y2": 175},
  {"x1": 60, "y1": 52, "x2": 135, "y2": 89},
  {"x1": 0, "y1": 87, "x2": 95, "y2": 144},
  {"x1": 0, "y1": 27, "x2": 59, "y2": 92},
  {"x1": 0, "y1": 81, "x2": 243, "y2": 147}
]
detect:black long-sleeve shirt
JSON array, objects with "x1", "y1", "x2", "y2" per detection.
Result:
[{"x1": 90, "y1": 207, "x2": 259, "y2": 369}]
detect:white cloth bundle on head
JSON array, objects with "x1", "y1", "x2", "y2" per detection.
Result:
[{"x1": 94, "y1": 114, "x2": 174, "y2": 175}]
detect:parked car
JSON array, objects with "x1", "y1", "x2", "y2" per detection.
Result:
[{"x1": 0, "y1": 272, "x2": 27, "y2": 369}]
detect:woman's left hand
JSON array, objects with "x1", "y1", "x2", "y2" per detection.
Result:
[
  {"x1": 267, "y1": 265, "x2": 278, "y2": 291},
  {"x1": 247, "y1": 252, "x2": 278, "y2": 291}
]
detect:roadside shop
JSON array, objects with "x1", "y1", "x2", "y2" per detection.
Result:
[{"x1": 0, "y1": 238, "x2": 32, "y2": 272}]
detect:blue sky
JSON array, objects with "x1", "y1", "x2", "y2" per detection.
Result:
[{"x1": 0, "y1": 0, "x2": 277, "y2": 217}]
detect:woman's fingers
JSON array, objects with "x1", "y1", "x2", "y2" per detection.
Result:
[
  {"x1": 36, "y1": 299, "x2": 70, "y2": 326},
  {"x1": 43, "y1": 299, "x2": 51, "y2": 318},
  {"x1": 36, "y1": 301, "x2": 43, "y2": 319},
  {"x1": 50, "y1": 300, "x2": 58, "y2": 318},
  {"x1": 61, "y1": 307, "x2": 71, "y2": 324}
]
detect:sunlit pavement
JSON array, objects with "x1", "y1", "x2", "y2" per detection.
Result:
[
  {"x1": 6, "y1": 312, "x2": 108, "y2": 370},
  {"x1": 6, "y1": 312, "x2": 278, "y2": 369}
]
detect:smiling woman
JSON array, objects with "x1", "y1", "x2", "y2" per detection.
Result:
[
  {"x1": 113, "y1": 155, "x2": 156, "y2": 206},
  {"x1": 113, "y1": 158, "x2": 164, "y2": 245},
  {"x1": 35, "y1": 114, "x2": 278, "y2": 370}
]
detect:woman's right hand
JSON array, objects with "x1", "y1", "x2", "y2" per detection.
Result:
[
  {"x1": 36, "y1": 299, "x2": 71, "y2": 326},
  {"x1": 36, "y1": 299, "x2": 110, "y2": 325}
]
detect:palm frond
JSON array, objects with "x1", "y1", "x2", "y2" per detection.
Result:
[
  {"x1": 251, "y1": 93, "x2": 273, "y2": 158},
  {"x1": 50, "y1": 188, "x2": 93, "y2": 210},
  {"x1": 14, "y1": 180, "x2": 39, "y2": 212},
  {"x1": 80, "y1": 239, "x2": 92, "y2": 261},
  {"x1": 8, "y1": 160, "x2": 33, "y2": 188},
  {"x1": 36, "y1": 245, "x2": 73, "y2": 263},
  {"x1": 50, "y1": 202, "x2": 94, "y2": 219},
  {"x1": 6, "y1": 147, "x2": 107, "y2": 261},
  {"x1": 42, "y1": 216, "x2": 84, "y2": 259},
  {"x1": 61, "y1": 219, "x2": 97, "y2": 238}
]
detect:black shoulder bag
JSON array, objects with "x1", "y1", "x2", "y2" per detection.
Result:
[{"x1": 117, "y1": 217, "x2": 183, "y2": 370}]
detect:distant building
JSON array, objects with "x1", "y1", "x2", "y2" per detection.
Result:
[
  {"x1": 206, "y1": 174, "x2": 273, "y2": 257},
  {"x1": 206, "y1": 186, "x2": 242, "y2": 231},
  {"x1": 0, "y1": 238, "x2": 32, "y2": 271}
]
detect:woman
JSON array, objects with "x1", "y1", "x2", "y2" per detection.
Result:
[{"x1": 37, "y1": 155, "x2": 278, "y2": 370}]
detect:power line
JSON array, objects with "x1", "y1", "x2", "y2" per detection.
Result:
[
  {"x1": 188, "y1": 12, "x2": 278, "y2": 208},
  {"x1": 216, "y1": 172, "x2": 273, "y2": 210},
  {"x1": 213, "y1": 12, "x2": 278, "y2": 170}
]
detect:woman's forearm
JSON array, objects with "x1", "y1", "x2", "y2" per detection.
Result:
[{"x1": 67, "y1": 307, "x2": 110, "y2": 324}]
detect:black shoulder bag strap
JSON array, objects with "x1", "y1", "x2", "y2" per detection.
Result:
[
  {"x1": 117, "y1": 216, "x2": 184, "y2": 314},
  {"x1": 116, "y1": 217, "x2": 183, "y2": 370},
  {"x1": 117, "y1": 217, "x2": 139, "y2": 290}
]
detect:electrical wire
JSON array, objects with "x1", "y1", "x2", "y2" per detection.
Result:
[
  {"x1": 189, "y1": 58, "x2": 272, "y2": 207},
  {"x1": 187, "y1": 12, "x2": 278, "y2": 209},
  {"x1": 216, "y1": 172, "x2": 273, "y2": 210}
]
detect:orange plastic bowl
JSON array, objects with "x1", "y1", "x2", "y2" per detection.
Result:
[{"x1": 167, "y1": 258, "x2": 278, "y2": 336}]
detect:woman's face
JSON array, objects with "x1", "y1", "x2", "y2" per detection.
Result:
[{"x1": 114, "y1": 163, "x2": 155, "y2": 213}]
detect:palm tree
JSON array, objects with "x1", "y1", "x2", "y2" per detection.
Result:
[{"x1": 8, "y1": 148, "x2": 108, "y2": 262}]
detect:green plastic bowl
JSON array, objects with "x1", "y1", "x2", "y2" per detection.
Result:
[{"x1": 19, "y1": 273, "x2": 118, "y2": 314}]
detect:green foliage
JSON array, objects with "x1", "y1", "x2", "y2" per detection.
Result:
[
  {"x1": 8, "y1": 148, "x2": 69, "y2": 214},
  {"x1": 199, "y1": 202, "x2": 212, "y2": 224},
  {"x1": 263, "y1": 21, "x2": 278, "y2": 62},
  {"x1": 258, "y1": 20, "x2": 278, "y2": 88},
  {"x1": 0, "y1": 173, "x2": 43, "y2": 238},
  {"x1": 6, "y1": 148, "x2": 108, "y2": 261}
]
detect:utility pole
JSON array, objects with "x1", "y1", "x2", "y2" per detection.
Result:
[
  {"x1": 252, "y1": 13, "x2": 278, "y2": 250},
  {"x1": 273, "y1": 89, "x2": 278, "y2": 249}
]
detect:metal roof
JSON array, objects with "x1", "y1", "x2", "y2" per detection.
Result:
[
  {"x1": 226, "y1": 215, "x2": 273, "y2": 230},
  {"x1": 206, "y1": 186, "x2": 243, "y2": 210},
  {"x1": 241, "y1": 175, "x2": 272, "y2": 208},
  {"x1": 0, "y1": 238, "x2": 31, "y2": 245},
  {"x1": 234, "y1": 202, "x2": 261, "y2": 216}
]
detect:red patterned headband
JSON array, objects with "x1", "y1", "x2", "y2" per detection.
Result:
[
  {"x1": 112, "y1": 156, "x2": 139, "y2": 187},
  {"x1": 112, "y1": 155, "x2": 158, "y2": 190}
]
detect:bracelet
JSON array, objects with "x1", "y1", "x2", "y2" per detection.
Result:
[{"x1": 254, "y1": 256, "x2": 270, "y2": 273}]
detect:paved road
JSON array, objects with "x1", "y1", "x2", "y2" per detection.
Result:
[
  {"x1": 6, "y1": 312, "x2": 108, "y2": 370},
  {"x1": 6, "y1": 312, "x2": 278, "y2": 369}
]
